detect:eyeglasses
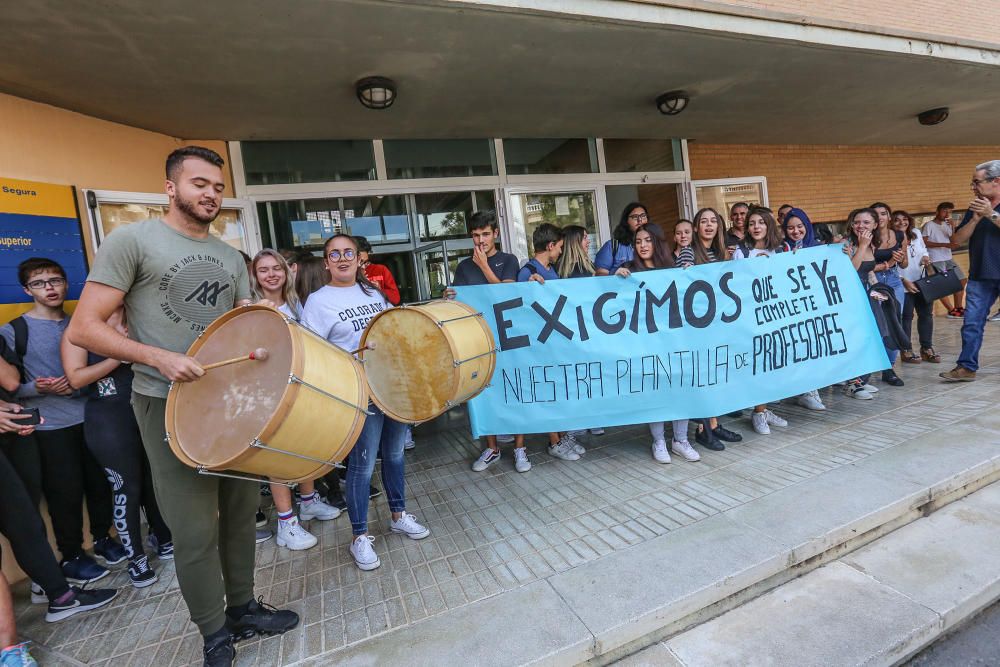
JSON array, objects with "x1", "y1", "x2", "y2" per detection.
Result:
[
  {"x1": 628, "y1": 213, "x2": 649, "y2": 222},
  {"x1": 326, "y1": 249, "x2": 356, "y2": 261},
  {"x1": 25, "y1": 278, "x2": 66, "y2": 290},
  {"x1": 971, "y1": 177, "x2": 998, "y2": 187}
]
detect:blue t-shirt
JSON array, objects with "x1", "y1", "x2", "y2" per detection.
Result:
[
  {"x1": 957, "y1": 204, "x2": 1000, "y2": 281},
  {"x1": 452, "y1": 251, "x2": 520, "y2": 286},
  {"x1": 595, "y1": 240, "x2": 634, "y2": 273},
  {"x1": 517, "y1": 258, "x2": 560, "y2": 282}
]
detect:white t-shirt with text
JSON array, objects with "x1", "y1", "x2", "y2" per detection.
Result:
[{"x1": 300, "y1": 283, "x2": 390, "y2": 353}]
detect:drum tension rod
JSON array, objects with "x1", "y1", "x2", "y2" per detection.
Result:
[
  {"x1": 195, "y1": 466, "x2": 296, "y2": 488},
  {"x1": 250, "y1": 438, "x2": 346, "y2": 469},
  {"x1": 288, "y1": 374, "x2": 374, "y2": 415},
  {"x1": 454, "y1": 347, "x2": 500, "y2": 367},
  {"x1": 435, "y1": 312, "x2": 484, "y2": 326}
]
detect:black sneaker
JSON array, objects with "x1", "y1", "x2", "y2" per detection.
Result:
[
  {"x1": 93, "y1": 536, "x2": 128, "y2": 565},
  {"x1": 146, "y1": 534, "x2": 175, "y2": 560},
  {"x1": 203, "y1": 631, "x2": 235, "y2": 667},
  {"x1": 321, "y1": 491, "x2": 348, "y2": 513},
  {"x1": 369, "y1": 485, "x2": 382, "y2": 500},
  {"x1": 695, "y1": 427, "x2": 725, "y2": 451},
  {"x1": 881, "y1": 370, "x2": 904, "y2": 387},
  {"x1": 45, "y1": 586, "x2": 119, "y2": 622},
  {"x1": 712, "y1": 426, "x2": 743, "y2": 443},
  {"x1": 226, "y1": 597, "x2": 299, "y2": 640},
  {"x1": 255, "y1": 510, "x2": 268, "y2": 528},
  {"x1": 60, "y1": 554, "x2": 110, "y2": 585},
  {"x1": 255, "y1": 529, "x2": 273, "y2": 545},
  {"x1": 128, "y1": 556, "x2": 158, "y2": 589}
]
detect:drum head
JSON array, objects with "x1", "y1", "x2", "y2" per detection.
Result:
[
  {"x1": 168, "y1": 308, "x2": 294, "y2": 468},
  {"x1": 362, "y1": 308, "x2": 456, "y2": 422}
]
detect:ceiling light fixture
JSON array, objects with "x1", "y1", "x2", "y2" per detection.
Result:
[
  {"x1": 356, "y1": 77, "x2": 397, "y2": 110},
  {"x1": 656, "y1": 90, "x2": 690, "y2": 116},
  {"x1": 917, "y1": 107, "x2": 949, "y2": 126}
]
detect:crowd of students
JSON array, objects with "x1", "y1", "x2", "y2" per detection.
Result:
[{"x1": 0, "y1": 145, "x2": 987, "y2": 667}]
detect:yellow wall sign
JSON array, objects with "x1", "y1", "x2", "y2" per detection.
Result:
[{"x1": 0, "y1": 177, "x2": 85, "y2": 324}]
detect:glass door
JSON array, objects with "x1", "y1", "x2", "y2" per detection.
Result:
[{"x1": 503, "y1": 187, "x2": 607, "y2": 262}]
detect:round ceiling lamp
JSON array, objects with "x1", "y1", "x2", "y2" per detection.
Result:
[
  {"x1": 356, "y1": 77, "x2": 397, "y2": 110},
  {"x1": 917, "y1": 107, "x2": 949, "y2": 126},
  {"x1": 656, "y1": 90, "x2": 690, "y2": 116}
]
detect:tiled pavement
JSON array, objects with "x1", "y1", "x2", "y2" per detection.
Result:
[{"x1": 13, "y1": 318, "x2": 1000, "y2": 666}]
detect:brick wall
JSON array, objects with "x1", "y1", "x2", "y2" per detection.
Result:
[
  {"x1": 688, "y1": 143, "x2": 1000, "y2": 224},
  {"x1": 634, "y1": 0, "x2": 997, "y2": 48}
]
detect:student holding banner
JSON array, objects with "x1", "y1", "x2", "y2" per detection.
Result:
[
  {"x1": 782, "y1": 208, "x2": 828, "y2": 411},
  {"x1": 842, "y1": 208, "x2": 883, "y2": 400},
  {"x1": 691, "y1": 209, "x2": 743, "y2": 450},
  {"x1": 730, "y1": 209, "x2": 791, "y2": 435},
  {"x1": 616, "y1": 225, "x2": 700, "y2": 463},
  {"x1": 595, "y1": 202, "x2": 647, "y2": 275}
]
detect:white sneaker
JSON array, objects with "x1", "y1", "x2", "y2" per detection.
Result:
[
  {"x1": 844, "y1": 383, "x2": 874, "y2": 400},
  {"x1": 299, "y1": 497, "x2": 341, "y2": 521},
  {"x1": 796, "y1": 390, "x2": 826, "y2": 411},
  {"x1": 472, "y1": 448, "x2": 500, "y2": 472},
  {"x1": 277, "y1": 516, "x2": 318, "y2": 550},
  {"x1": 861, "y1": 383, "x2": 879, "y2": 393},
  {"x1": 651, "y1": 439, "x2": 672, "y2": 463},
  {"x1": 404, "y1": 427, "x2": 415, "y2": 451},
  {"x1": 30, "y1": 582, "x2": 46, "y2": 604},
  {"x1": 350, "y1": 535, "x2": 381, "y2": 570},
  {"x1": 752, "y1": 411, "x2": 770, "y2": 435},
  {"x1": 496, "y1": 434, "x2": 515, "y2": 444},
  {"x1": 671, "y1": 440, "x2": 701, "y2": 462},
  {"x1": 513, "y1": 448, "x2": 532, "y2": 473},
  {"x1": 589, "y1": 427, "x2": 605, "y2": 435},
  {"x1": 565, "y1": 433, "x2": 586, "y2": 456},
  {"x1": 763, "y1": 410, "x2": 787, "y2": 427},
  {"x1": 390, "y1": 512, "x2": 431, "y2": 540},
  {"x1": 548, "y1": 436, "x2": 581, "y2": 461}
]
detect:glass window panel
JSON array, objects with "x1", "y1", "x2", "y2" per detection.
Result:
[
  {"x1": 509, "y1": 191, "x2": 598, "y2": 260},
  {"x1": 383, "y1": 139, "x2": 497, "y2": 179},
  {"x1": 415, "y1": 190, "x2": 496, "y2": 241},
  {"x1": 502, "y1": 139, "x2": 598, "y2": 175},
  {"x1": 242, "y1": 140, "x2": 376, "y2": 185},
  {"x1": 97, "y1": 202, "x2": 246, "y2": 252},
  {"x1": 603, "y1": 139, "x2": 682, "y2": 173},
  {"x1": 260, "y1": 195, "x2": 407, "y2": 251},
  {"x1": 694, "y1": 182, "x2": 765, "y2": 221},
  {"x1": 422, "y1": 248, "x2": 472, "y2": 299}
]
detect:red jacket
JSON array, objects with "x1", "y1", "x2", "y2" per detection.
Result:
[{"x1": 365, "y1": 263, "x2": 400, "y2": 305}]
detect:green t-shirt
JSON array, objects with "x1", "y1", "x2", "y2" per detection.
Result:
[{"x1": 87, "y1": 218, "x2": 251, "y2": 398}]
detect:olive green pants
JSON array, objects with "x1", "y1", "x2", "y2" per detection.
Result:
[{"x1": 132, "y1": 392, "x2": 257, "y2": 635}]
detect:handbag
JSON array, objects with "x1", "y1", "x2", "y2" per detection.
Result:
[{"x1": 913, "y1": 264, "x2": 963, "y2": 302}]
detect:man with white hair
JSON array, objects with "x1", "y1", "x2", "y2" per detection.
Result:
[{"x1": 941, "y1": 160, "x2": 1000, "y2": 381}]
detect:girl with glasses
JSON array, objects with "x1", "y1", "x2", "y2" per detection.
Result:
[{"x1": 595, "y1": 202, "x2": 648, "y2": 275}]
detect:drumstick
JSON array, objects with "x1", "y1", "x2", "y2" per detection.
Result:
[
  {"x1": 202, "y1": 348, "x2": 269, "y2": 371},
  {"x1": 351, "y1": 342, "x2": 376, "y2": 356}
]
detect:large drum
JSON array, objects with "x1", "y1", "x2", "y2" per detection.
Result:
[
  {"x1": 165, "y1": 305, "x2": 369, "y2": 483},
  {"x1": 360, "y1": 299, "x2": 496, "y2": 424}
]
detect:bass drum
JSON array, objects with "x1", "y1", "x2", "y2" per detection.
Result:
[
  {"x1": 165, "y1": 305, "x2": 369, "y2": 483},
  {"x1": 360, "y1": 299, "x2": 495, "y2": 424}
]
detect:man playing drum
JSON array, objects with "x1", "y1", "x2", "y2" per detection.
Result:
[{"x1": 68, "y1": 147, "x2": 298, "y2": 667}]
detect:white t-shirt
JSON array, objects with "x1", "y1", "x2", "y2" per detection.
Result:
[
  {"x1": 899, "y1": 232, "x2": 929, "y2": 282},
  {"x1": 277, "y1": 301, "x2": 298, "y2": 321},
  {"x1": 922, "y1": 219, "x2": 953, "y2": 263},
  {"x1": 731, "y1": 247, "x2": 777, "y2": 259},
  {"x1": 300, "y1": 283, "x2": 390, "y2": 353}
]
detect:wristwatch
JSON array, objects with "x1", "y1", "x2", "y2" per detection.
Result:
[{"x1": 991, "y1": 211, "x2": 999, "y2": 223}]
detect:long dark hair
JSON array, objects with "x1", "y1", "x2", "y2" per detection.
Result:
[
  {"x1": 846, "y1": 207, "x2": 879, "y2": 247},
  {"x1": 893, "y1": 210, "x2": 918, "y2": 242},
  {"x1": 692, "y1": 207, "x2": 728, "y2": 264},
  {"x1": 322, "y1": 233, "x2": 385, "y2": 299},
  {"x1": 627, "y1": 224, "x2": 674, "y2": 270},
  {"x1": 746, "y1": 207, "x2": 785, "y2": 252},
  {"x1": 614, "y1": 202, "x2": 647, "y2": 245},
  {"x1": 295, "y1": 255, "x2": 328, "y2": 305}
]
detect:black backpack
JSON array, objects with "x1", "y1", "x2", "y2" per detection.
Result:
[{"x1": 7, "y1": 316, "x2": 29, "y2": 384}]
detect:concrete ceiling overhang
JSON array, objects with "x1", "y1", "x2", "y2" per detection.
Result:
[{"x1": 2, "y1": 0, "x2": 997, "y2": 144}]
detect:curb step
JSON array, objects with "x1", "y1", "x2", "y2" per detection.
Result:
[{"x1": 620, "y1": 480, "x2": 1000, "y2": 666}]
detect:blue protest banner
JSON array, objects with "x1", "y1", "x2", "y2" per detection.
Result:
[{"x1": 456, "y1": 245, "x2": 889, "y2": 437}]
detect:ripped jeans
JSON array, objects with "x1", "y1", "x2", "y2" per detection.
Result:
[{"x1": 345, "y1": 403, "x2": 407, "y2": 535}]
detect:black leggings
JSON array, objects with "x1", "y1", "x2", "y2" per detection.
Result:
[
  {"x1": 34, "y1": 424, "x2": 112, "y2": 560},
  {"x1": 85, "y1": 400, "x2": 171, "y2": 561},
  {"x1": 0, "y1": 436, "x2": 71, "y2": 600},
  {"x1": 902, "y1": 292, "x2": 934, "y2": 351}
]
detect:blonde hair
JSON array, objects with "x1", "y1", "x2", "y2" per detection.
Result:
[
  {"x1": 251, "y1": 248, "x2": 302, "y2": 317},
  {"x1": 557, "y1": 225, "x2": 596, "y2": 278}
]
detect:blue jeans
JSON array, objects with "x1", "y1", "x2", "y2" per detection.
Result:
[
  {"x1": 957, "y1": 279, "x2": 1000, "y2": 372},
  {"x1": 345, "y1": 404, "x2": 407, "y2": 535},
  {"x1": 876, "y1": 269, "x2": 905, "y2": 365}
]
